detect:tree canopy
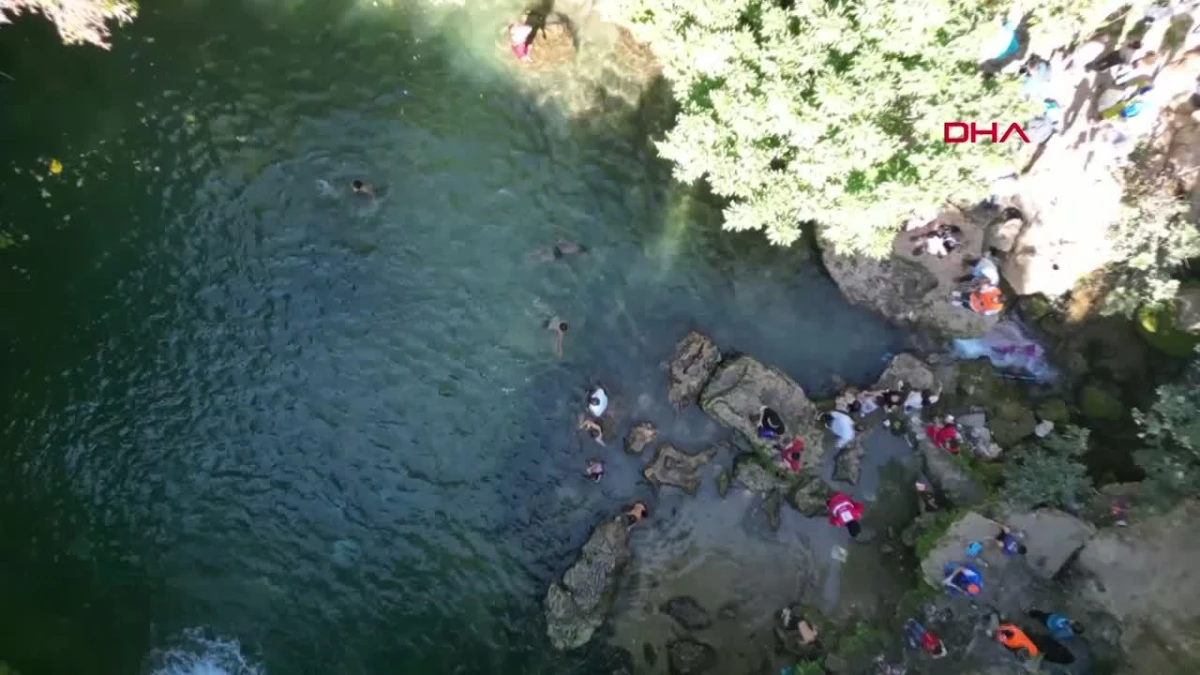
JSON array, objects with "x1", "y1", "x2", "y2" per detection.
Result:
[
  {"x1": 601, "y1": 0, "x2": 1123, "y2": 254},
  {"x1": 1135, "y1": 356, "x2": 1200, "y2": 504},
  {"x1": 1, "y1": 0, "x2": 136, "y2": 48}
]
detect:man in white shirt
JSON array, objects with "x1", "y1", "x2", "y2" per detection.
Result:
[{"x1": 821, "y1": 411, "x2": 857, "y2": 449}]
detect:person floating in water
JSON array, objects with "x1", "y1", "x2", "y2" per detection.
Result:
[
  {"x1": 587, "y1": 386, "x2": 608, "y2": 417},
  {"x1": 508, "y1": 15, "x2": 535, "y2": 62},
  {"x1": 827, "y1": 490, "x2": 864, "y2": 539},
  {"x1": 529, "y1": 240, "x2": 588, "y2": 263},
  {"x1": 547, "y1": 318, "x2": 568, "y2": 359},
  {"x1": 585, "y1": 459, "x2": 604, "y2": 483},
  {"x1": 578, "y1": 416, "x2": 605, "y2": 446},
  {"x1": 351, "y1": 179, "x2": 375, "y2": 196},
  {"x1": 624, "y1": 501, "x2": 647, "y2": 528},
  {"x1": 756, "y1": 406, "x2": 785, "y2": 439}
]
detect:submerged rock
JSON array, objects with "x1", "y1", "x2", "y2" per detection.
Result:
[
  {"x1": 624, "y1": 422, "x2": 657, "y2": 455},
  {"x1": 544, "y1": 516, "x2": 631, "y2": 650},
  {"x1": 788, "y1": 477, "x2": 834, "y2": 517},
  {"x1": 715, "y1": 468, "x2": 730, "y2": 498},
  {"x1": 820, "y1": 209, "x2": 997, "y2": 338},
  {"x1": 731, "y1": 453, "x2": 792, "y2": 494},
  {"x1": 642, "y1": 444, "x2": 716, "y2": 496},
  {"x1": 666, "y1": 638, "x2": 717, "y2": 675},
  {"x1": 699, "y1": 355, "x2": 823, "y2": 467},
  {"x1": 764, "y1": 490, "x2": 783, "y2": 530},
  {"x1": 661, "y1": 596, "x2": 712, "y2": 631},
  {"x1": 667, "y1": 331, "x2": 721, "y2": 409}
]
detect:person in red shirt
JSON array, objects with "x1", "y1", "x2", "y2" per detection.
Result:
[
  {"x1": 905, "y1": 619, "x2": 948, "y2": 659},
  {"x1": 827, "y1": 491, "x2": 864, "y2": 538},
  {"x1": 777, "y1": 438, "x2": 804, "y2": 474},
  {"x1": 925, "y1": 415, "x2": 961, "y2": 454}
]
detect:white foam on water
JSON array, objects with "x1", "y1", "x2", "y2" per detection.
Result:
[{"x1": 145, "y1": 628, "x2": 263, "y2": 675}]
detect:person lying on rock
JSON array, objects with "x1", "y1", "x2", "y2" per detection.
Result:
[
  {"x1": 820, "y1": 411, "x2": 857, "y2": 449},
  {"x1": 757, "y1": 406, "x2": 785, "y2": 440},
  {"x1": 876, "y1": 389, "x2": 905, "y2": 413},
  {"x1": 942, "y1": 563, "x2": 983, "y2": 597},
  {"x1": 994, "y1": 621, "x2": 1039, "y2": 661},
  {"x1": 853, "y1": 389, "x2": 881, "y2": 416},
  {"x1": 827, "y1": 491, "x2": 864, "y2": 539},
  {"x1": 904, "y1": 619, "x2": 948, "y2": 659},
  {"x1": 624, "y1": 501, "x2": 647, "y2": 528},
  {"x1": 956, "y1": 254, "x2": 1001, "y2": 286},
  {"x1": 910, "y1": 224, "x2": 962, "y2": 258},
  {"x1": 951, "y1": 283, "x2": 1005, "y2": 316},
  {"x1": 780, "y1": 607, "x2": 821, "y2": 646},
  {"x1": 776, "y1": 438, "x2": 805, "y2": 474},
  {"x1": 915, "y1": 481, "x2": 943, "y2": 514},
  {"x1": 1028, "y1": 609, "x2": 1084, "y2": 640},
  {"x1": 578, "y1": 416, "x2": 605, "y2": 446},
  {"x1": 925, "y1": 416, "x2": 961, "y2": 454},
  {"x1": 990, "y1": 524, "x2": 1028, "y2": 556},
  {"x1": 903, "y1": 385, "x2": 941, "y2": 414},
  {"x1": 584, "y1": 459, "x2": 604, "y2": 483}
]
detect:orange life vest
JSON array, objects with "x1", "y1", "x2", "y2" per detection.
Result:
[
  {"x1": 970, "y1": 286, "x2": 1005, "y2": 315},
  {"x1": 997, "y1": 624, "x2": 1039, "y2": 658}
]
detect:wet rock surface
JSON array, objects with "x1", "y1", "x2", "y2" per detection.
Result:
[
  {"x1": 666, "y1": 638, "x2": 717, "y2": 675},
  {"x1": 667, "y1": 331, "x2": 721, "y2": 409},
  {"x1": 660, "y1": 596, "x2": 712, "y2": 631},
  {"x1": 832, "y1": 440, "x2": 865, "y2": 484},
  {"x1": 624, "y1": 421, "x2": 657, "y2": 454},
  {"x1": 699, "y1": 355, "x2": 823, "y2": 467},
  {"x1": 917, "y1": 435, "x2": 984, "y2": 507},
  {"x1": 642, "y1": 444, "x2": 716, "y2": 496},
  {"x1": 731, "y1": 453, "x2": 792, "y2": 494},
  {"x1": 1001, "y1": 508, "x2": 1095, "y2": 580},
  {"x1": 788, "y1": 477, "x2": 835, "y2": 517},
  {"x1": 544, "y1": 516, "x2": 631, "y2": 650},
  {"x1": 874, "y1": 352, "x2": 940, "y2": 392}
]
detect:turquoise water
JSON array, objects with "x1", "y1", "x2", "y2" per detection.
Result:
[{"x1": 0, "y1": 1, "x2": 902, "y2": 673}]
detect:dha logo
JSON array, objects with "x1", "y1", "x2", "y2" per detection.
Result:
[{"x1": 943, "y1": 122, "x2": 1030, "y2": 144}]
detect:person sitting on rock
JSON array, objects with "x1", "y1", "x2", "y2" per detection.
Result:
[
  {"x1": 820, "y1": 411, "x2": 857, "y2": 449},
  {"x1": 1028, "y1": 609, "x2": 1084, "y2": 640},
  {"x1": 942, "y1": 563, "x2": 984, "y2": 597},
  {"x1": 916, "y1": 481, "x2": 943, "y2": 514},
  {"x1": 547, "y1": 318, "x2": 568, "y2": 359},
  {"x1": 578, "y1": 416, "x2": 605, "y2": 446},
  {"x1": 835, "y1": 387, "x2": 858, "y2": 412},
  {"x1": 910, "y1": 224, "x2": 963, "y2": 258},
  {"x1": 351, "y1": 179, "x2": 375, "y2": 196},
  {"x1": 905, "y1": 619, "x2": 948, "y2": 659},
  {"x1": 904, "y1": 385, "x2": 941, "y2": 414},
  {"x1": 994, "y1": 622, "x2": 1039, "y2": 660},
  {"x1": 827, "y1": 491, "x2": 864, "y2": 539},
  {"x1": 854, "y1": 389, "x2": 881, "y2": 416},
  {"x1": 508, "y1": 16, "x2": 535, "y2": 62},
  {"x1": 587, "y1": 386, "x2": 608, "y2": 417},
  {"x1": 925, "y1": 416, "x2": 961, "y2": 454},
  {"x1": 780, "y1": 607, "x2": 820, "y2": 646},
  {"x1": 957, "y1": 254, "x2": 1001, "y2": 286},
  {"x1": 952, "y1": 283, "x2": 1005, "y2": 316},
  {"x1": 777, "y1": 438, "x2": 805, "y2": 474},
  {"x1": 990, "y1": 524, "x2": 1028, "y2": 556},
  {"x1": 624, "y1": 501, "x2": 647, "y2": 528},
  {"x1": 876, "y1": 389, "x2": 906, "y2": 413},
  {"x1": 757, "y1": 406, "x2": 785, "y2": 440},
  {"x1": 584, "y1": 459, "x2": 604, "y2": 483}
]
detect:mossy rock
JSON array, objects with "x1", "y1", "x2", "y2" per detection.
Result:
[
  {"x1": 1019, "y1": 293, "x2": 1055, "y2": 322},
  {"x1": 1036, "y1": 398, "x2": 1070, "y2": 423},
  {"x1": 1078, "y1": 383, "x2": 1126, "y2": 421},
  {"x1": 989, "y1": 399, "x2": 1037, "y2": 448},
  {"x1": 1136, "y1": 303, "x2": 1200, "y2": 358},
  {"x1": 715, "y1": 468, "x2": 730, "y2": 498}
]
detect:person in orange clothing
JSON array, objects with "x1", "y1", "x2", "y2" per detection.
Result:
[
  {"x1": 952, "y1": 283, "x2": 1005, "y2": 316},
  {"x1": 995, "y1": 622, "x2": 1039, "y2": 660}
]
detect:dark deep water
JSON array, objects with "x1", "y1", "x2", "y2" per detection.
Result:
[{"x1": 0, "y1": 1, "x2": 904, "y2": 672}]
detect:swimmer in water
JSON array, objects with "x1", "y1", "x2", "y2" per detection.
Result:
[
  {"x1": 351, "y1": 179, "x2": 375, "y2": 196},
  {"x1": 585, "y1": 459, "x2": 604, "y2": 482},
  {"x1": 579, "y1": 416, "x2": 605, "y2": 445},
  {"x1": 624, "y1": 501, "x2": 647, "y2": 527},
  {"x1": 547, "y1": 318, "x2": 568, "y2": 359},
  {"x1": 587, "y1": 386, "x2": 608, "y2": 417},
  {"x1": 529, "y1": 240, "x2": 588, "y2": 263}
]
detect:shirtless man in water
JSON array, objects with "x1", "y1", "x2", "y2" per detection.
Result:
[{"x1": 547, "y1": 318, "x2": 568, "y2": 359}]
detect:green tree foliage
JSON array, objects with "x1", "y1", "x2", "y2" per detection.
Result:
[
  {"x1": 0, "y1": 0, "x2": 135, "y2": 48},
  {"x1": 1135, "y1": 357, "x2": 1200, "y2": 504},
  {"x1": 1003, "y1": 424, "x2": 1094, "y2": 509},
  {"x1": 599, "y1": 0, "x2": 1133, "y2": 253},
  {"x1": 1102, "y1": 180, "x2": 1200, "y2": 317}
]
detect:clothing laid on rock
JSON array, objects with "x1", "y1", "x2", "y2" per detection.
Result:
[{"x1": 996, "y1": 529, "x2": 1023, "y2": 555}]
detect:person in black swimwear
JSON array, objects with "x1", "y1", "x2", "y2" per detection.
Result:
[{"x1": 757, "y1": 406, "x2": 785, "y2": 439}]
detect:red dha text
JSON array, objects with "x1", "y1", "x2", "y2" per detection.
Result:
[{"x1": 943, "y1": 122, "x2": 1031, "y2": 144}]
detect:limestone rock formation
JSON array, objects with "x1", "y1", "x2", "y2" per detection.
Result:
[
  {"x1": 731, "y1": 453, "x2": 792, "y2": 494},
  {"x1": 642, "y1": 444, "x2": 716, "y2": 496},
  {"x1": 917, "y1": 435, "x2": 985, "y2": 508},
  {"x1": 1070, "y1": 500, "x2": 1200, "y2": 673},
  {"x1": 874, "y1": 352, "x2": 939, "y2": 392},
  {"x1": 788, "y1": 477, "x2": 834, "y2": 517},
  {"x1": 821, "y1": 209, "x2": 997, "y2": 338},
  {"x1": 699, "y1": 355, "x2": 822, "y2": 467},
  {"x1": 918, "y1": 511, "x2": 999, "y2": 588},
  {"x1": 661, "y1": 596, "x2": 712, "y2": 631},
  {"x1": 624, "y1": 422, "x2": 657, "y2": 454},
  {"x1": 667, "y1": 331, "x2": 721, "y2": 409},
  {"x1": 1001, "y1": 508, "x2": 1094, "y2": 580},
  {"x1": 544, "y1": 516, "x2": 631, "y2": 650},
  {"x1": 666, "y1": 638, "x2": 717, "y2": 675},
  {"x1": 832, "y1": 440, "x2": 865, "y2": 485}
]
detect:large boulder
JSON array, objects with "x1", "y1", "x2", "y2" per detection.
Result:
[
  {"x1": 874, "y1": 353, "x2": 939, "y2": 392},
  {"x1": 667, "y1": 331, "x2": 721, "y2": 409},
  {"x1": 666, "y1": 638, "x2": 717, "y2": 675},
  {"x1": 917, "y1": 435, "x2": 985, "y2": 508},
  {"x1": 624, "y1": 422, "x2": 657, "y2": 455},
  {"x1": 643, "y1": 444, "x2": 717, "y2": 496},
  {"x1": 821, "y1": 208, "x2": 997, "y2": 339},
  {"x1": 544, "y1": 516, "x2": 631, "y2": 650},
  {"x1": 731, "y1": 453, "x2": 793, "y2": 494},
  {"x1": 1000, "y1": 508, "x2": 1095, "y2": 580},
  {"x1": 919, "y1": 511, "x2": 999, "y2": 588},
  {"x1": 699, "y1": 355, "x2": 823, "y2": 466},
  {"x1": 1070, "y1": 500, "x2": 1200, "y2": 673},
  {"x1": 832, "y1": 440, "x2": 865, "y2": 485},
  {"x1": 788, "y1": 477, "x2": 835, "y2": 517}
]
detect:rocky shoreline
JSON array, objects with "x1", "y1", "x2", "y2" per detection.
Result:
[{"x1": 541, "y1": 328, "x2": 1200, "y2": 675}]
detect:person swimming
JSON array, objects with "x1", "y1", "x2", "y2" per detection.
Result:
[
  {"x1": 588, "y1": 386, "x2": 608, "y2": 417},
  {"x1": 578, "y1": 416, "x2": 605, "y2": 446},
  {"x1": 528, "y1": 240, "x2": 589, "y2": 263},
  {"x1": 351, "y1": 179, "x2": 375, "y2": 196},
  {"x1": 585, "y1": 459, "x2": 604, "y2": 483},
  {"x1": 508, "y1": 20, "x2": 534, "y2": 62},
  {"x1": 624, "y1": 501, "x2": 647, "y2": 527},
  {"x1": 547, "y1": 318, "x2": 568, "y2": 359}
]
